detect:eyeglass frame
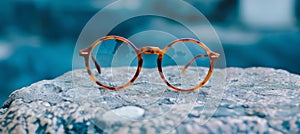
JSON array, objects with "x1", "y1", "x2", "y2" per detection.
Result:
[{"x1": 80, "y1": 35, "x2": 220, "y2": 92}]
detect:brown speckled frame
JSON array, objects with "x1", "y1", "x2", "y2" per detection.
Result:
[{"x1": 80, "y1": 35, "x2": 220, "y2": 92}]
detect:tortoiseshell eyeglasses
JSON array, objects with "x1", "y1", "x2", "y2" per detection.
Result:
[{"x1": 80, "y1": 35, "x2": 220, "y2": 92}]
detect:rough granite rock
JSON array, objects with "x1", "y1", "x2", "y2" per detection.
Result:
[{"x1": 0, "y1": 67, "x2": 300, "y2": 134}]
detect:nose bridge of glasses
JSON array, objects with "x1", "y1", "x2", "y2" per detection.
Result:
[{"x1": 139, "y1": 46, "x2": 164, "y2": 55}]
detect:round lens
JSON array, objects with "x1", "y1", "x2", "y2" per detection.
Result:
[
  {"x1": 161, "y1": 40, "x2": 211, "y2": 91},
  {"x1": 90, "y1": 38, "x2": 139, "y2": 88}
]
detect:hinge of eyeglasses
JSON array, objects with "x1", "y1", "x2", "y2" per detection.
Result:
[
  {"x1": 211, "y1": 55, "x2": 218, "y2": 58},
  {"x1": 210, "y1": 53, "x2": 220, "y2": 60},
  {"x1": 80, "y1": 51, "x2": 89, "y2": 57},
  {"x1": 81, "y1": 52, "x2": 89, "y2": 55}
]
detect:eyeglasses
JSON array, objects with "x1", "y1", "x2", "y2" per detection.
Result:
[{"x1": 80, "y1": 35, "x2": 220, "y2": 92}]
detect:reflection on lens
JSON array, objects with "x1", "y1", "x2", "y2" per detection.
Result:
[
  {"x1": 90, "y1": 39, "x2": 138, "y2": 88},
  {"x1": 162, "y1": 41, "x2": 210, "y2": 90}
]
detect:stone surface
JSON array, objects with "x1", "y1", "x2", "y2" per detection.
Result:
[
  {"x1": 0, "y1": 67, "x2": 300, "y2": 133},
  {"x1": 102, "y1": 106, "x2": 145, "y2": 122}
]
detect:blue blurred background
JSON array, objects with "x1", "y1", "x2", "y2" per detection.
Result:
[{"x1": 0, "y1": 0, "x2": 299, "y2": 105}]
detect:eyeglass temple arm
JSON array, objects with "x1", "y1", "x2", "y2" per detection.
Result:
[
  {"x1": 91, "y1": 55, "x2": 101, "y2": 74},
  {"x1": 181, "y1": 54, "x2": 208, "y2": 73}
]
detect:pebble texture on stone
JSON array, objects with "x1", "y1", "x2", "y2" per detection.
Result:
[{"x1": 0, "y1": 67, "x2": 300, "y2": 133}]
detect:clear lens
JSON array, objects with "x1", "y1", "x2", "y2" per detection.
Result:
[
  {"x1": 162, "y1": 41, "x2": 210, "y2": 90},
  {"x1": 90, "y1": 38, "x2": 138, "y2": 88}
]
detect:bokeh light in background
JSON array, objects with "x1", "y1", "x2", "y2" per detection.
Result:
[{"x1": 0, "y1": 0, "x2": 299, "y2": 105}]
